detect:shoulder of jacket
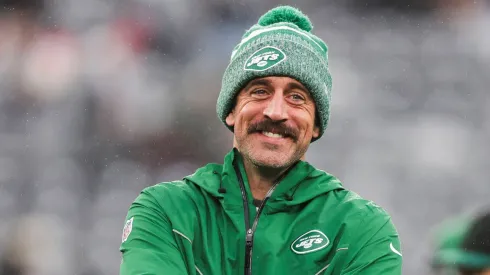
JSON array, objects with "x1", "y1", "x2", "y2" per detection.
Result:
[
  {"x1": 334, "y1": 189, "x2": 393, "y2": 222},
  {"x1": 143, "y1": 180, "x2": 190, "y2": 192},
  {"x1": 141, "y1": 161, "x2": 223, "y2": 198},
  {"x1": 137, "y1": 180, "x2": 197, "y2": 206},
  {"x1": 330, "y1": 190, "x2": 399, "y2": 247}
]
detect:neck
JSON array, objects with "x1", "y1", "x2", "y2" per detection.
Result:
[{"x1": 241, "y1": 156, "x2": 289, "y2": 201}]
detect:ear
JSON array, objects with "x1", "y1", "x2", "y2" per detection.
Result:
[
  {"x1": 312, "y1": 125, "x2": 320, "y2": 139},
  {"x1": 225, "y1": 111, "x2": 236, "y2": 127}
]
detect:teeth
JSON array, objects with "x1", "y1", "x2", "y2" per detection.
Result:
[{"x1": 262, "y1": 131, "x2": 284, "y2": 138}]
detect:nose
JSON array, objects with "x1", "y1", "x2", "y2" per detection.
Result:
[{"x1": 263, "y1": 91, "x2": 288, "y2": 122}]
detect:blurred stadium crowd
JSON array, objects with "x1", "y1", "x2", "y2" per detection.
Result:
[{"x1": 0, "y1": 0, "x2": 489, "y2": 274}]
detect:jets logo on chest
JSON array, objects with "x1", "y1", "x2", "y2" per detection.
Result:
[{"x1": 291, "y1": 230, "x2": 330, "y2": 254}]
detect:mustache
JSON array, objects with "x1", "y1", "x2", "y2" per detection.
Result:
[{"x1": 247, "y1": 120, "x2": 298, "y2": 142}]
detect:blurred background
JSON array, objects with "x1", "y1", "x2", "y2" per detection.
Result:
[{"x1": 0, "y1": 0, "x2": 489, "y2": 274}]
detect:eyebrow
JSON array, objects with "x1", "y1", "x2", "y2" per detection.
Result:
[
  {"x1": 243, "y1": 78, "x2": 272, "y2": 90},
  {"x1": 286, "y1": 82, "x2": 310, "y2": 95},
  {"x1": 242, "y1": 78, "x2": 311, "y2": 97}
]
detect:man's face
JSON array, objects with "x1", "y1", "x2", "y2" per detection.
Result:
[{"x1": 226, "y1": 76, "x2": 320, "y2": 169}]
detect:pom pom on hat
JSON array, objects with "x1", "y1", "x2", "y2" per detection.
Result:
[{"x1": 258, "y1": 6, "x2": 313, "y2": 32}]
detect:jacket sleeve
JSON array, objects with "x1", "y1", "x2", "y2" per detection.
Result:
[
  {"x1": 340, "y1": 210, "x2": 403, "y2": 275},
  {"x1": 119, "y1": 188, "x2": 189, "y2": 275}
]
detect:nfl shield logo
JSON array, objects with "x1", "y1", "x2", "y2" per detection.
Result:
[{"x1": 122, "y1": 217, "x2": 133, "y2": 243}]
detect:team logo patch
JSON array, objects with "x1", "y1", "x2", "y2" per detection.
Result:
[
  {"x1": 291, "y1": 230, "x2": 329, "y2": 254},
  {"x1": 244, "y1": 46, "x2": 286, "y2": 71},
  {"x1": 121, "y1": 217, "x2": 133, "y2": 243}
]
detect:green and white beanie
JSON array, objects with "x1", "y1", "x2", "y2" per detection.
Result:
[{"x1": 217, "y1": 5, "x2": 333, "y2": 141}]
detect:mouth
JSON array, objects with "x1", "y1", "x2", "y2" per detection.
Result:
[
  {"x1": 261, "y1": 131, "x2": 286, "y2": 139},
  {"x1": 248, "y1": 121, "x2": 298, "y2": 142},
  {"x1": 255, "y1": 131, "x2": 294, "y2": 145}
]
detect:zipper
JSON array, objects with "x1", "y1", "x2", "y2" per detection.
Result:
[
  {"x1": 233, "y1": 163, "x2": 252, "y2": 274},
  {"x1": 233, "y1": 161, "x2": 280, "y2": 275},
  {"x1": 245, "y1": 183, "x2": 279, "y2": 275}
]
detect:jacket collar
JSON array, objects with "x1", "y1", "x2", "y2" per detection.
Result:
[
  {"x1": 185, "y1": 148, "x2": 344, "y2": 209},
  {"x1": 220, "y1": 148, "x2": 318, "y2": 204}
]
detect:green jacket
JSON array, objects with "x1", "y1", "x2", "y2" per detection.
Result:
[{"x1": 120, "y1": 149, "x2": 402, "y2": 274}]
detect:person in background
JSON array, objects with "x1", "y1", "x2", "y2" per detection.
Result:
[{"x1": 431, "y1": 210, "x2": 490, "y2": 275}]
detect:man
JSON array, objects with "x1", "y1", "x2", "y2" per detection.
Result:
[
  {"x1": 430, "y1": 211, "x2": 490, "y2": 275},
  {"x1": 120, "y1": 5, "x2": 402, "y2": 275}
]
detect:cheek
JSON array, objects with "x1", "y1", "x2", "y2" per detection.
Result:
[
  {"x1": 296, "y1": 112, "x2": 316, "y2": 134},
  {"x1": 236, "y1": 104, "x2": 263, "y2": 128}
]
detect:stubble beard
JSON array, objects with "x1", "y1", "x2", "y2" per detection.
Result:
[{"x1": 238, "y1": 135, "x2": 307, "y2": 170}]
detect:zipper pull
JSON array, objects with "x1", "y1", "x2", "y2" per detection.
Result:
[
  {"x1": 246, "y1": 229, "x2": 253, "y2": 247},
  {"x1": 245, "y1": 228, "x2": 253, "y2": 271}
]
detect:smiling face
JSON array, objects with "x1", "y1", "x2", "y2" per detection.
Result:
[{"x1": 225, "y1": 76, "x2": 320, "y2": 169}]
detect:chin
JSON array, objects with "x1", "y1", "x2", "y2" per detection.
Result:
[
  {"x1": 237, "y1": 135, "x2": 306, "y2": 168},
  {"x1": 249, "y1": 151, "x2": 295, "y2": 169}
]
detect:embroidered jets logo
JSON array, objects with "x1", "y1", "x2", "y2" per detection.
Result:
[
  {"x1": 121, "y1": 217, "x2": 133, "y2": 243},
  {"x1": 291, "y1": 230, "x2": 329, "y2": 254},
  {"x1": 244, "y1": 46, "x2": 286, "y2": 71}
]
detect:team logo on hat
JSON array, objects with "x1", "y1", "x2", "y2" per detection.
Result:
[{"x1": 244, "y1": 46, "x2": 286, "y2": 71}]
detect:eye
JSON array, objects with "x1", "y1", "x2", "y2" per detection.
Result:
[
  {"x1": 289, "y1": 93, "x2": 306, "y2": 102},
  {"x1": 250, "y1": 89, "x2": 268, "y2": 97}
]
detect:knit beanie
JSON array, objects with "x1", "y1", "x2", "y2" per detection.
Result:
[{"x1": 216, "y1": 5, "x2": 333, "y2": 141}]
